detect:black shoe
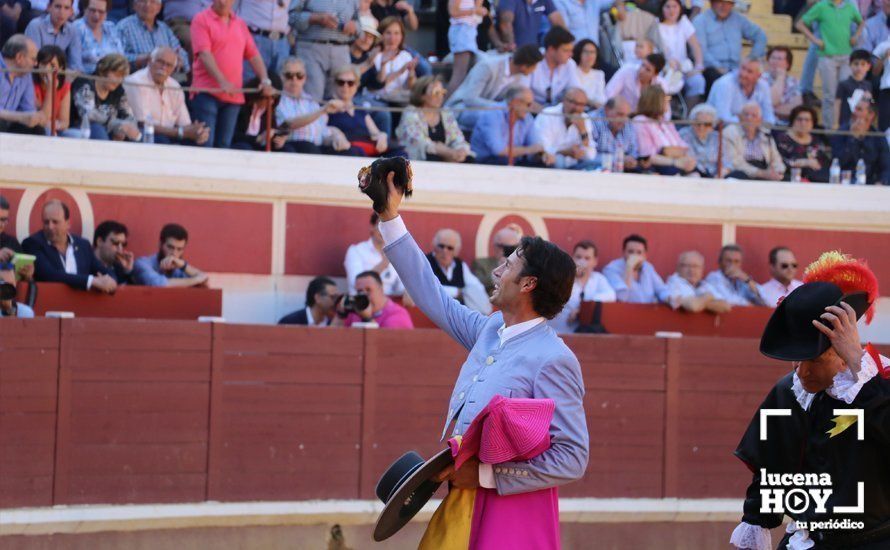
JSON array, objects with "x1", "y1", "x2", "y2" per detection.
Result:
[{"x1": 802, "y1": 91, "x2": 820, "y2": 108}]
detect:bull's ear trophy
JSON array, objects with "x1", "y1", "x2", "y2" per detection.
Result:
[{"x1": 358, "y1": 158, "x2": 414, "y2": 213}]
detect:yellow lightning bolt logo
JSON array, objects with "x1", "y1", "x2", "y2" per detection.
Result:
[{"x1": 826, "y1": 415, "x2": 859, "y2": 438}]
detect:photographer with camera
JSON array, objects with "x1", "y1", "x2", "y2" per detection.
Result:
[
  {"x1": 0, "y1": 264, "x2": 33, "y2": 318},
  {"x1": 333, "y1": 270, "x2": 413, "y2": 329}
]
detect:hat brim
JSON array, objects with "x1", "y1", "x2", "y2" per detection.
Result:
[
  {"x1": 760, "y1": 291, "x2": 871, "y2": 361},
  {"x1": 373, "y1": 448, "x2": 453, "y2": 542}
]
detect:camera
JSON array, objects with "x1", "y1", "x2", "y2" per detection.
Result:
[
  {"x1": 342, "y1": 294, "x2": 370, "y2": 314},
  {"x1": 358, "y1": 157, "x2": 413, "y2": 213},
  {"x1": 0, "y1": 282, "x2": 16, "y2": 301}
]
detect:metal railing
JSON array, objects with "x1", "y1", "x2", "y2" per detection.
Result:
[{"x1": 3, "y1": 67, "x2": 887, "y2": 179}]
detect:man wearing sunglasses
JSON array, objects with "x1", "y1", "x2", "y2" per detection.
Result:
[
  {"x1": 426, "y1": 228, "x2": 492, "y2": 315},
  {"x1": 759, "y1": 246, "x2": 803, "y2": 308}
]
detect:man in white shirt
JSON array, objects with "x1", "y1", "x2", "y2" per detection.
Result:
[
  {"x1": 528, "y1": 25, "x2": 581, "y2": 107},
  {"x1": 426, "y1": 228, "x2": 492, "y2": 315},
  {"x1": 533, "y1": 87, "x2": 598, "y2": 170},
  {"x1": 665, "y1": 250, "x2": 731, "y2": 313},
  {"x1": 344, "y1": 212, "x2": 404, "y2": 296},
  {"x1": 549, "y1": 239, "x2": 616, "y2": 334},
  {"x1": 123, "y1": 46, "x2": 209, "y2": 144},
  {"x1": 758, "y1": 246, "x2": 803, "y2": 308},
  {"x1": 704, "y1": 244, "x2": 766, "y2": 306}
]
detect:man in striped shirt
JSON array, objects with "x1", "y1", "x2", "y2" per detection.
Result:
[{"x1": 275, "y1": 56, "x2": 356, "y2": 154}]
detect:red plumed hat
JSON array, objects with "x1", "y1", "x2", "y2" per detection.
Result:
[{"x1": 802, "y1": 251, "x2": 879, "y2": 324}]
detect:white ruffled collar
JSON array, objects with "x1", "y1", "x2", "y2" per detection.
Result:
[{"x1": 791, "y1": 352, "x2": 880, "y2": 410}]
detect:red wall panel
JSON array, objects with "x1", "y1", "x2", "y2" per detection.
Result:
[
  {"x1": 736, "y1": 226, "x2": 890, "y2": 285},
  {"x1": 208, "y1": 324, "x2": 365, "y2": 501},
  {"x1": 284, "y1": 204, "x2": 483, "y2": 276},
  {"x1": 54, "y1": 319, "x2": 212, "y2": 505},
  {"x1": 0, "y1": 318, "x2": 60, "y2": 508},
  {"x1": 87, "y1": 194, "x2": 273, "y2": 274}
]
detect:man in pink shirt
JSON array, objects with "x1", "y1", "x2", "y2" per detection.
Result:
[
  {"x1": 758, "y1": 246, "x2": 803, "y2": 308},
  {"x1": 189, "y1": 0, "x2": 274, "y2": 148},
  {"x1": 339, "y1": 270, "x2": 414, "y2": 329}
]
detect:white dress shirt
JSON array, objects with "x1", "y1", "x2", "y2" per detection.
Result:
[
  {"x1": 528, "y1": 58, "x2": 582, "y2": 105},
  {"x1": 344, "y1": 238, "x2": 404, "y2": 296},
  {"x1": 435, "y1": 259, "x2": 493, "y2": 315},
  {"x1": 665, "y1": 273, "x2": 718, "y2": 309},
  {"x1": 123, "y1": 68, "x2": 191, "y2": 127},
  {"x1": 533, "y1": 103, "x2": 597, "y2": 168},
  {"x1": 758, "y1": 278, "x2": 803, "y2": 308},
  {"x1": 58, "y1": 234, "x2": 94, "y2": 289},
  {"x1": 548, "y1": 272, "x2": 616, "y2": 334}
]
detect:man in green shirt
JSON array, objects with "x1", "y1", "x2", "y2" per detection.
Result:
[{"x1": 796, "y1": 0, "x2": 863, "y2": 129}]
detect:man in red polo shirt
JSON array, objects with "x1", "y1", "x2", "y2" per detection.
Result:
[{"x1": 190, "y1": 0, "x2": 274, "y2": 148}]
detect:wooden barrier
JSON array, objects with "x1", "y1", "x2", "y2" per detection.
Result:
[
  {"x1": 410, "y1": 302, "x2": 774, "y2": 338},
  {"x1": 0, "y1": 318, "x2": 60, "y2": 508},
  {"x1": 580, "y1": 302, "x2": 774, "y2": 338},
  {"x1": 30, "y1": 283, "x2": 223, "y2": 320},
  {"x1": 1, "y1": 319, "x2": 887, "y2": 509}
]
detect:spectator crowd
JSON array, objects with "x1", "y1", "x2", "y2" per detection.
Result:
[
  {"x1": 2, "y1": 194, "x2": 806, "y2": 330},
  {"x1": 1, "y1": 0, "x2": 889, "y2": 183}
]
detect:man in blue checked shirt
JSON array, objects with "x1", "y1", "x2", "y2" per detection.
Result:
[
  {"x1": 116, "y1": 0, "x2": 189, "y2": 75},
  {"x1": 367, "y1": 162, "x2": 588, "y2": 501}
]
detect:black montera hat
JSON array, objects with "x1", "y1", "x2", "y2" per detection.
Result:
[
  {"x1": 373, "y1": 448, "x2": 452, "y2": 542},
  {"x1": 759, "y1": 282, "x2": 870, "y2": 361}
]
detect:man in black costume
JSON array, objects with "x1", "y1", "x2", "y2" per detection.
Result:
[{"x1": 731, "y1": 251, "x2": 890, "y2": 550}]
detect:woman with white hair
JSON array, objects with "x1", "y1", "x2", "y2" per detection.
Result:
[{"x1": 678, "y1": 103, "x2": 720, "y2": 177}]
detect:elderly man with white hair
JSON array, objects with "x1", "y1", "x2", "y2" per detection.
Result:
[
  {"x1": 665, "y1": 250, "x2": 731, "y2": 313},
  {"x1": 426, "y1": 228, "x2": 492, "y2": 314},
  {"x1": 678, "y1": 103, "x2": 720, "y2": 177},
  {"x1": 123, "y1": 46, "x2": 209, "y2": 144},
  {"x1": 533, "y1": 87, "x2": 598, "y2": 170},
  {"x1": 722, "y1": 102, "x2": 784, "y2": 181}
]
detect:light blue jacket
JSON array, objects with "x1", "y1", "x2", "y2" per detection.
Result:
[{"x1": 384, "y1": 226, "x2": 589, "y2": 496}]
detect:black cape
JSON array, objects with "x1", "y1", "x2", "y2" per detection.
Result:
[{"x1": 735, "y1": 371, "x2": 890, "y2": 547}]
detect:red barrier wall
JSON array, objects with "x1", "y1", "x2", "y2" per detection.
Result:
[
  {"x1": 1, "y1": 319, "x2": 885, "y2": 508},
  {"x1": 31, "y1": 283, "x2": 223, "y2": 320}
]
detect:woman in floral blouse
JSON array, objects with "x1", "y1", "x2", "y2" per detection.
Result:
[
  {"x1": 395, "y1": 75, "x2": 472, "y2": 162},
  {"x1": 775, "y1": 104, "x2": 830, "y2": 183},
  {"x1": 70, "y1": 53, "x2": 140, "y2": 141},
  {"x1": 73, "y1": 0, "x2": 125, "y2": 74}
]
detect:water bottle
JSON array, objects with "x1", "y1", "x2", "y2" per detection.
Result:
[
  {"x1": 829, "y1": 158, "x2": 840, "y2": 184},
  {"x1": 80, "y1": 116, "x2": 90, "y2": 140},
  {"x1": 600, "y1": 152, "x2": 613, "y2": 172},
  {"x1": 143, "y1": 114, "x2": 154, "y2": 144},
  {"x1": 855, "y1": 158, "x2": 866, "y2": 185},
  {"x1": 614, "y1": 147, "x2": 624, "y2": 173}
]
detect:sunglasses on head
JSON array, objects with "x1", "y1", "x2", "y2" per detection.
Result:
[
  {"x1": 335, "y1": 78, "x2": 357, "y2": 87},
  {"x1": 780, "y1": 262, "x2": 798, "y2": 269},
  {"x1": 283, "y1": 71, "x2": 305, "y2": 80},
  {"x1": 436, "y1": 243, "x2": 455, "y2": 251}
]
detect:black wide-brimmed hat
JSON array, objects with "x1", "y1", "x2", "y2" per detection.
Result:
[
  {"x1": 760, "y1": 282, "x2": 870, "y2": 361},
  {"x1": 373, "y1": 448, "x2": 453, "y2": 542}
]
